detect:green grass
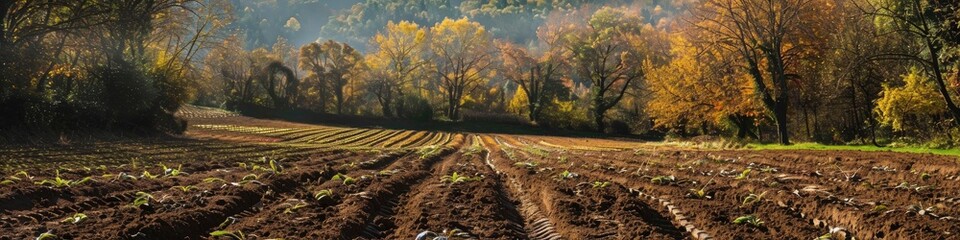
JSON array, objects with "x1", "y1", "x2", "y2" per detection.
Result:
[{"x1": 745, "y1": 142, "x2": 960, "y2": 157}]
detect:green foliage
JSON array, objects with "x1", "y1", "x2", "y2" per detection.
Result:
[
  {"x1": 417, "y1": 145, "x2": 445, "y2": 159},
  {"x1": 651, "y1": 175, "x2": 676, "y2": 185},
  {"x1": 688, "y1": 187, "x2": 709, "y2": 199},
  {"x1": 130, "y1": 192, "x2": 154, "y2": 208},
  {"x1": 558, "y1": 170, "x2": 577, "y2": 180},
  {"x1": 741, "y1": 191, "x2": 766, "y2": 207},
  {"x1": 735, "y1": 169, "x2": 751, "y2": 180},
  {"x1": 732, "y1": 215, "x2": 764, "y2": 227},
  {"x1": 440, "y1": 172, "x2": 483, "y2": 185},
  {"x1": 61, "y1": 213, "x2": 88, "y2": 224},
  {"x1": 592, "y1": 181, "x2": 611, "y2": 188},
  {"x1": 161, "y1": 163, "x2": 186, "y2": 177},
  {"x1": 875, "y1": 68, "x2": 946, "y2": 131},
  {"x1": 35, "y1": 231, "x2": 59, "y2": 240},
  {"x1": 332, "y1": 173, "x2": 356, "y2": 185},
  {"x1": 210, "y1": 230, "x2": 246, "y2": 240},
  {"x1": 514, "y1": 161, "x2": 539, "y2": 169},
  {"x1": 314, "y1": 189, "x2": 333, "y2": 200},
  {"x1": 35, "y1": 170, "x2": 92, "y2": 188}
]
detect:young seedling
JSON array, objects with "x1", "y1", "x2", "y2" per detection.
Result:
[
  {"x1": 741, "y1": 191, "x2": 767, "y2": 207},
  {"x1": 114, "y1": 172, "x2": 139, "y2": 181},
  {"x1": 130, "y1": 191, "x2": 154, "y2": 208},
  {"x1": 732, "y1": 215, "x2": 764, "y2": 227},
  {"x1": 35, "y1": 231, "x2": 58, "y2": 240},
  {"x1": 171, "y1": 185, "x2": 197, "y2": 192},
  {"x1": 592, "y1": 181, "x2": 611, "y2": 189},
  {"x1": 558, "y1": 170, "x2": 578, "y2": 180},
  {"x1": 416, "y1": 228, "x2": 471, "y2": 240},
  {"x1": 141, "y1": 170, "x2": 158, "y2": 179},
  {"x1": 688, "y1": 187, "x2": 709, "y2": 199},
  {"x1": 651, "y1": 175, "x2": 676, "y2": 185},
  {"x1": 204, "y1": 177, "x2": 226, "y2": 183},
  {"x1": 440, "y1": 172, "x2": 483, "y2": 185},
  {"x1": 332, "y1": 173, "x2": 356, "y2": 185},
  {"x1": 35, "y1": 170, "x2": 92, "y2": 188},
  {"x1": 514, "y1": 161, "x2": 539, "y2": 169},
  {"x1": 461, "y1": 141, "x2": 484, "y2": 156},
  {"x1": 281, "y1": 200, "x2": 309, "y2": 214},
  {"x1": 161, "y1": 163, "x2": 187, "y2": 177},
  {"x1": 61, "y1": 213, "x2": 88, "y2": 224},
  {"x1": 210, "y1": 230, "x2": 245, "y2": 240},
  {"x1": 871, "y1": 204, "x2": 888, "y2": 213},
  {"x1": 314, "y1": 189, "x2": 333, "y2": 200},
  {"x1": 417, "y1": 145, "x2": 445, "y2": 159},
  {"x1": 735, "y1": 169, "x2": 751, "y2": 180}
]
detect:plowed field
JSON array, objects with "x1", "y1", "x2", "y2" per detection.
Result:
[{"x1": 2, "y1": 106, "x2": 959, "y2": 239}]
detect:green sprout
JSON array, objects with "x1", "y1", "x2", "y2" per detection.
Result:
[
  {"x1": 735, "y1": 169, "x2": 751, "y2": 180},
  {"x1": 376, "y1": 169, "x2": 398, "y2": 177},
  {"x1": 651, "y1": 175, "x2": 676, "y2": 185},
  {"x1": 281, "y1": 201, "x2": 309, "y2": 214},
  {"x1": 35, "y1": 231, "x2": 58, "y2": 240},
  {"x1": 920, "y1": 172, "x2": 931, "y2": 181},
  {"x1": 417, "y1": 145, "x2": 445, "y2": 159},
  {"x1": 592, "y1": 181, "x2": 611, "y2": 188},
  {"x1": 689, "y1": 187, "x2": 709, "y2": 199},
  {"x1": 35, "y1": 170, "x2": 92, "y2": 188},
  {"x1": 440, "y1": 172, "x2": 483, "y2": 185},
  {"x1": 161, "y1": 163, "x2": 187, "y2": 177},
  {"x1": 558, "y1": 170, "x2": 577, "y2": 180},
  {"x1": 210, "y1": 230, "x2": 246, "y2": 240},
  {"x1": 514, "y1": 161, "x2": 539, "y2": 169},
  {"x1": 141, "y1": 170, "x2": 158, "y2": 179},
  {"x1": 204, "y1": 177, "x2": 226, "y2": 183},
  {"x1": 171, "y1": 185, "x2": 197, "y2": 192},
  {"x1": 732, "y1": 215, "x2": 764, "y2": 227},
  {"x1": 417, "y1": 228, "x2": 470, "y2": 240},
  {"x1": 61, "y1": 213, "x2": 88, "y2": 224},
  {"x1": 314, "y1": 189, "x2": 333, "y2": 200},
  {"x1": 130, "y1": 191, "x2": 154, "y2": 208},
  {"x1": 741, "y1": 191, "x2": 767, "y2": 207},
  {"x1": 871, "y1": 204, "x2": 888, "y2": 213},
  {"x1": 332, "y1": 173, "x2": 356, "y2": 185}
]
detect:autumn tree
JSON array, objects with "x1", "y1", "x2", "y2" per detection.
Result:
[
  {"x1": 429, "y1": 17, "x2": 494, "y2": 120},
  {"x1": 691, "y1": 0, "x2": 822, "y2": 144},
  {"x1": 497, "y1": 41, "x2": 564, "y2": 123},
  {"x1": 858, "y1": 0, "x2": 960, "y2": 126},
  {"x1": 560, "y1": 7, "x2": 648, "y2": 133},
  {"x1": 365, "y1": 21, "x2": 428, "y2": 117},
  {"x1": 299, "y1": 40, "x2": 364, "y2": 114},
  {"x1": 645, "y1": 35, "x2": 762, "y2": 138}
]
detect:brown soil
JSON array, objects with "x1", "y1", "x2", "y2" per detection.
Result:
[{"x1": 1, "y1": 106, "x2": 958, "y2": 239}]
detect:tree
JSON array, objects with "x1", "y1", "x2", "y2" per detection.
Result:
[
  {"x1": 691, "y1": 0, "x2": 820, "y2": 144},
  {"x1": 259, "y1": 61, "x2": 298, "y2": 109},
  {"x1": 299, "y1": 40, "x2": 364, "y2": 114},
  {"x1": 365, "y1": 21, "x2": 428, "y2": 117},
  {"x1": 560, "y1": 7, "x2": 648, "y2": 133},
  {"x1": 645, "y1": 35, "x2": 762, "y2": 138},
  {"x1": 497, "y1": 41, "x2": 564, "y2": 123},
  {"x1": 429, "y1": 17, "x2": 494, "y2": 120},
  {"x1": 859, "y1": 0, "x2": 960, "y2": 126}
]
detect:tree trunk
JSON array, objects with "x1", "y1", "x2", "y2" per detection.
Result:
[
  {"x1": 925, "y1": 39, "x2": 960, "y2": 126},
  {"x1": 0, "y1": 0, "x2": 10, "y2": 48},
  {"x1": 594, "y1": 107, "x2": 606, "y2": 133},
  {"x1": 774, "y1": 105, "x2": 790, "y2": 145}
]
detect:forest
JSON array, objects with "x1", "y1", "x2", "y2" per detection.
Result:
[{"x1": 1, "y1": 0, "x2": 959, "y2": 147}]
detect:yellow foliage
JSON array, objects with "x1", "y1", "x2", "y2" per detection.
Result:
[
  {"x1": 875, "y1": 68, "x2": 947, "y2": 130},
  {"x1": 645, "y1": 35, "x2": 760, "y2": 129},
  {"x1": 508, "y1": 86, "x2": 529, "y2": 116}
]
